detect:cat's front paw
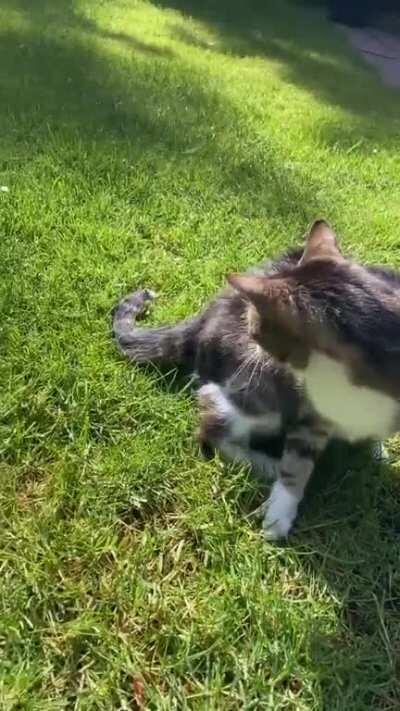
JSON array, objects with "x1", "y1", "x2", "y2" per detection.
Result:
[
  {"x1": 370, "y1": 441, "x2": 391, "y2": 463},
  {"x1": 262, "y1": 510, "x2": 294, "y2": 540},
  {"x1": 261, "y1": 481, "x2": 298, "y2": 541}
]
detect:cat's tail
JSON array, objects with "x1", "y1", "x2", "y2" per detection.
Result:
[{"x1": 112, "y1": 289, "x2": 199, "y2": 368}]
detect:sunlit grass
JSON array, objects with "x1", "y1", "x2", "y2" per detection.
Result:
[{"x1": 1, "y1": 0, "x2": 400, "y2": 707}]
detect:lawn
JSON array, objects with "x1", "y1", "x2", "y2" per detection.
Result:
[{"x1": 1, "y1": 0, "x2": 400, "y2": 708}]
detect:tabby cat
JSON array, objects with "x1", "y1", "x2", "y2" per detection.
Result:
[{"x1": 113, "y1": 221, "x2": 400, "y2": 539}]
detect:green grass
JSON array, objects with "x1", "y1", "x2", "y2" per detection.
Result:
[{"x1": 1, "y1": 0, "x2": 400, "y2": 707}]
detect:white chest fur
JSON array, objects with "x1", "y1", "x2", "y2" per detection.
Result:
[{"x1": 301, "y1": 353, "x2": 397, "y2": 442}]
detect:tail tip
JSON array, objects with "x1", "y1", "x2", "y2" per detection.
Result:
[
  {"x1": 143, "y1": 288, "x2": 157, "y2": 302},
  {"x1": 112, "y1": 288, "x2": 157, "y2": 334}
]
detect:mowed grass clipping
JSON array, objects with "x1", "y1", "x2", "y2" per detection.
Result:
[{"x1": 1, "y1": 0, "x2": 400, "y2": 708}]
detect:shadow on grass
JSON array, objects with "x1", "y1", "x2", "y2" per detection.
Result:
[
  {"x1": 0, "y1": 1, "x2": 324, "y2": 227},
  {"x1": 229, "y1": 437, "x2": 400, "y2": 707},
  {"x1": 154, "y1": 0, "x2": 400, "y2": 150},
  {"x1": 1, "y1": 0, "x2": 400, "y2": 707},
  {"x1": 296, "y1": 448, "x2": 400, "y2": 707}
]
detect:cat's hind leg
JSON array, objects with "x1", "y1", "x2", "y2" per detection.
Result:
[
  {"x1": 197, "y1": 382, "x2": 233, "y2": 458},
  {"x1": 197, "y1": 383, "x2": 280, "y2": 479}
]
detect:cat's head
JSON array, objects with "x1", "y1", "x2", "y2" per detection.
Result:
[{"x1": 228, "y1": 220, "x2": 400, "y2": 395}]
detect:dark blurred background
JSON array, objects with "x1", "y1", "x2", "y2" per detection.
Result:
[{"x1": 304, "y1": 0, "x2": 399, "y2": 28}]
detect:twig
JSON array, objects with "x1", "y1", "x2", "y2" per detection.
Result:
[{"x1": 361, "y1": 48, "x2": 400, "y2": 61}]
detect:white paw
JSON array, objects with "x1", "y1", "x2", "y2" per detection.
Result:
[
  {"x1": 262, "y1": 510, "x2": 295, "y2": 540},
  {"x1": 198, "y1": 383, "x2": 233, "y2": 416},
  {"x1": 371, "y1": 441, "x2": 391, "y2": 463},
  {"x1": 198, "y1": 382, "x2": 220, "y2": 399},
  {"x1": 261, "y1": 481, "x2": 299, "y2": 541}
]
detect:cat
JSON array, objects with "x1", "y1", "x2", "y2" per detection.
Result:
[{"x1": 113, "y1": 221, "x2": 400, "y2": 539}]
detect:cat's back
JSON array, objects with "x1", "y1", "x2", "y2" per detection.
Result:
[{"x1": 195, "y1": 288, "x2": 250, "y2": 382}]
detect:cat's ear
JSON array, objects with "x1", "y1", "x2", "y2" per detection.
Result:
[
  {"x1": 300, "y1": 219, "x2": 343, "y2": 264},
  {"x1": 227, "y1": 273, "x2": 290, "y2": 304}
]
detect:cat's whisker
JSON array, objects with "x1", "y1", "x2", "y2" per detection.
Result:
[
  {"x1": 246, "y1": 350, "x2": 267, "y2": 391},
  {"x1": 229, "y1": 353, "x2": 254, "y2": 389}
]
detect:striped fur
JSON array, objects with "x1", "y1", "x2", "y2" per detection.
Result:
[
  {"x1": 113, "y1": 289, "x2": 200, "y2": 367},
  {"x1": 113, "y1": 220, "x2": 400, "y2": 539}
]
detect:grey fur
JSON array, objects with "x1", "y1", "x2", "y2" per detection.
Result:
[
  {"x1": 113, "y1": 289, "x2": 200, "y2": 367},
  {"x1": 113, "y1": 222, "x2": 400, "y2": 538}
]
